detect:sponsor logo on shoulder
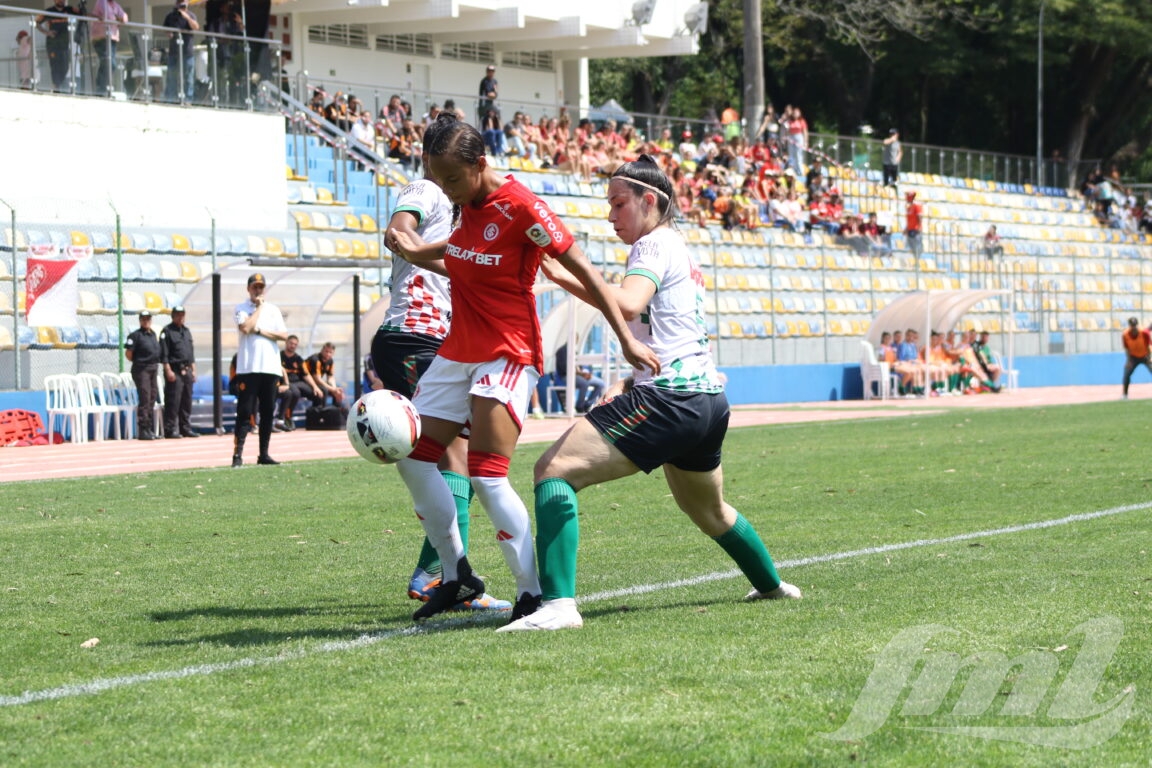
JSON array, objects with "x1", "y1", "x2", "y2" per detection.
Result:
[{"x1": 526, "y1": 223, "x2": 551, "y2": 248}]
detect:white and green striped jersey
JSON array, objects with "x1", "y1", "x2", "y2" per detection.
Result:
[{"x1": 624, "y1": 227, "x2": 723, "y2": 393}]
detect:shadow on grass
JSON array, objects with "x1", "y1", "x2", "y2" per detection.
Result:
[{"x1": 143, "y1": 601, "x2": 512, "y2": 647}]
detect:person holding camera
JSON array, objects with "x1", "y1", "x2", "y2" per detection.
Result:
[{"x1": 163, "y1": 0, "x2": 200, "y2": 102}]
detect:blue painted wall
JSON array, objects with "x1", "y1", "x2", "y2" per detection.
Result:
[{"x1": 1, "y1": 353, "x2": 1130, "y2": 420}]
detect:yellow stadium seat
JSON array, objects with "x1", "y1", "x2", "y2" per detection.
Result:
[
  {"x1": 351, "y1": 239, "x2": 369, "y2": 258},
  {"x1": 70, "y1": 230, "x2": 91, "y2": 247},
  {"x1": 334, "y1": 238, "x2": 353, "y2": 258},
  {"x1": 170, "y1": 233, "x2": 191, "y2": 253},
  {"x1": 178, "y1": 261, "x2": 200, "y2": 283},
  {"x1": 316, "y1": 187, "x2": 335, "y2": 205},
  {"x1": 344, "y1": 213, "x2": 362, "y2": 231},
  {"x1": 359, "y1": 214, "x2": 378, "y2": 233},
  {"x1": 293, "y1": 211, "x2": 313, "y2": 230},
  {"x1": 265, "y1": 237, "x2": 287, "y2": 257}
]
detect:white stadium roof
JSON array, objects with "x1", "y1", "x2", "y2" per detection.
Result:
[{"x1": 283, "y1": 0, "x2": 703, "y2": 59}]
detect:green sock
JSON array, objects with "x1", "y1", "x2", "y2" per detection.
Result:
[
  {"x1": 535, "y1": 477, "x2": 579, "y2": 600},
  {"x1": 713, "y1": 513, "x2": 781, "y2": 594},
  {"x1": 415, "y1": 471, "x2": 473, "y2": 575}
]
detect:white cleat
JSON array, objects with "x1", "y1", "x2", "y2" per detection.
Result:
[
  {"x1": 495, "y1": 597, "x2": 584, "y2": 632},
  {"x1": 746, "y1": 581, "x2": 803, "y2": 601}
]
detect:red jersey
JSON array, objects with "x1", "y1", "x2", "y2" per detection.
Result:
[
  {"x1": 906, "y1": 202, "x2": 922, "y2": 232},
  {"x1": 438, "y1": 176, "x2": 574, "y2": 372}
]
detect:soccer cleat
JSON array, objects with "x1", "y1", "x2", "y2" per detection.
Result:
[
  {"x1": 412, "y1": 574, "x2": 485, "y2": 621},
  {"x1": 454, "y1": 593, "x2": 512, "y2": 612},
  {"x1": 407, "y1": 568, "x2": 442, "y2": 602},
  {"x1": 508, "y1": 591, "x2": 542, "y2": 623},
  {"x1": 231, "y1": 454, "x2": 243, "y2": 468},
  {"x1": 745, "y1": 581, "x2": 803, "y2": 601},
  {"x1": 257, "y1": 454, "x2": 280, "y2": 465},
  {"x1": 496, "y1": 597, "x2": 582, "y2": 632}
]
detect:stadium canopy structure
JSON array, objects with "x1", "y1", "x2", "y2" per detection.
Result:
[
  {"x1": 866, "y1": 289, "x2": 1015, "y2": 373},
  {"x1": 284, "y1": 0, "x2": 702, "y2": 59}
]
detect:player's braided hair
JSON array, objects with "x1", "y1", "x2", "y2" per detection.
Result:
[
  {"x1": 421, "y1": 112, "x2": 484, "y2": 228},
  {"x1": 610, "y1": 154, "x2": 677, "y2": 227},
  {"x1": 422, "y1": 112, "x2": 485, "y2": 166}
]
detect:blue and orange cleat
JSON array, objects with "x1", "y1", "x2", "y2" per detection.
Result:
[{"x1": 407, "y1": 568, "x2": 441, "y2": 602}]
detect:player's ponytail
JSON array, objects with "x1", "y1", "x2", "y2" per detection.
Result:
[{"x1": 610, "y1": 155, "x2": 676, "y2": 227}]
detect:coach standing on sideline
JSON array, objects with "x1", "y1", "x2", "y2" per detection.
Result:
[
  {"x1": 159, "y1": 305, "x2": 199, "y2": 438},
  {"x1": 125, "y1": 310, "x2": 160, "y2": 440},
  {"x1": 232, "y1": 273, "x2": 288, "y2": 467},
  {"x1": 1121, "y1": 316, "x2": 1152, "y2": 400}
]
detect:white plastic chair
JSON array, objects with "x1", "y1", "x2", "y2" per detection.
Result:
[
  {"x1": 45, "y1": 374, "x2": 87, "y2": 444},
  {"x1": 993, "y1": 352, "x2": 1020, "y2": 392},
  {"x1": 860, "y1": 340, "x2": 893, "y2": 401},
  {"x1": 102, "y1": 372, "x2": 137, "y2": 439},
  {"x1": 76, "y1": 373, "x2": 120, "y2": 441}
]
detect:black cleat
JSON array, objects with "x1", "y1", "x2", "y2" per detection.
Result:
[
  {"x1": 413, "y1": 574, "x2": 485, "y2": 621},
  {"x1": 231, "y1": 454, "x2": 243, "y2": 468},
  {"x1": 508, "y1": 592, "x2": 542, "y2": 623},
  {"x1": 257, "y1": 455, "x2": 280, "y2": 465}
]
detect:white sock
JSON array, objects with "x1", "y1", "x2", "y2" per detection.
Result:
[
  {"x1": 397, "y1": 458, "x2": 464, "y2": 581},
  {"x1": 471, "y1": 476, "x2": 541, "y2": 596}
]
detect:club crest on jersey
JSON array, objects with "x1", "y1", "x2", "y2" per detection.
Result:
[
  {"x1": 484, "y1": 223, "x2": 500, "y2": 241},
  {"x1": 526, "y1": 223, "x2": 551, "y2": 248}
]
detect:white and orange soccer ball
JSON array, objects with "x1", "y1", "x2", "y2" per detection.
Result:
[{"x1": 346, "y1": 390, "x2": 421, "y2": 464}]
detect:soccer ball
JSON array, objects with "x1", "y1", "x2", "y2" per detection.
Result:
[{"x1": 346, "y1": 390, "x2": 421, "y2": 464}]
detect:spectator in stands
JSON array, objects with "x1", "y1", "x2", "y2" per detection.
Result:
[
  {"x1": 350, "y1": 110, "x2": 377, "y2": 158},
  {"x1": 838, "y1": 213, "x2": 870, "y2": 254},
  {"x1": 720, "y1": 103, "x2": 741, "y2": 140},
  {"x1": 15, "y1": 30, "x2": 33, "y2": 89},
  {"x1": 125, "y1": 310, "x2": 161, "y2": 440},
  {"x1": 970, "y1": 331, "x2": 1002, "y2": 393},
  {"x1": 783, "y1": 105, "x2": 808, "y2": 173},
  {"x1": 1139, "y1": 201, "x2": 1152, "y2": 234},
  {"x1": 307, "y1": 88, "x2": 326, "y2": 115},
  {"x1": 276, "y1": 333, "x2": 308, "y2": 431},
  {"x1": 233, "y1": 273, "x2": 288, "y2": 466},
  {"x1": 36, "y1": 0, "x2": 81, "y2": 92},
  {"x1": 379, "y1": 94, "x2": 405, "y2": 134},
  {"x1": 982, "y1": 225, "x2": 1004, "y2": 260},
  {"x1": 677, "y1": 130, "x2": 698, "y2": 168},
  {"x1": 773, "y1": 188, "x2": 807, "y2": 232},
  {"x1": 755, "y1": 103, "x2": 779, "y2": 143},
  {"x1": 477, "y1": 64, "x2": 498, "y2": 125},
  {"x1": 205, "y1": 0, "x2": 244, "y2": 104},
  {"x1": 442, "y1": 98, "x2": 465, "y2": 121},
  {"x1": 1120, "y1": 317, "x2": 1152, "y2": 400},
  {"x1": 303, "y1": 341, "x2": 346, "y2": 411},
  {"x1": 159, "y1": 306, "x2": 198, "y2": 438},
  {"x1": 389, "y1": 117, "x2": 419, "y2": 170},
  {"x1": 655, "y1": 127, "x2": 675, "y2": 153},
  {"x1": 804, "y1": 157, "x2": 825, "y2": 202},
  {"x1": 861, "y1": 212, "x2": 890, "y2": 254},
  {"x1": 905, "y1": 191, "x2": 923, "y2": 259},
  {"x1": 503, "y1": 113, "x2": 529, "y2": 158},
  {"x1": 882, "y1": 128, "x2": 902, "y2": 187},
  {"x1": 480, "y1": 107, "x2": 504, "y2": 157},
  {"x1": 163, "y1": 0, "x2": 201, "y2": 102},
  {"x1": 90, "y1": 0, "x2": 128, "y2": 95},
  {"x1": 554, "y1": 139, "x2": 594, "y2": 182},
  {"x1": 324, "y1": 92, "x2": 352, "y2": 132}
]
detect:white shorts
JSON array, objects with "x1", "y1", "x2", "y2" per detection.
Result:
[{"x1": 413, "y1": 356, "x2": 540, "y2": 430}]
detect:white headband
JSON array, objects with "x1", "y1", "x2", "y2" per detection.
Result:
[{"x1": 613, "y1": 176, "x2": 670, "y2": 201}]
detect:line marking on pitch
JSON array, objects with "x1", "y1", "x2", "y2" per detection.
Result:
[{"x1": 3, "y1": 500, "x2": 1149, "y2": 709}]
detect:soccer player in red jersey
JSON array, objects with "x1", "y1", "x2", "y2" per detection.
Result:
[{"x1": 387, "y1": 113, "x2": 659, "y2": 622}]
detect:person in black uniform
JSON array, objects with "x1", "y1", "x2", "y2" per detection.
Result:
[
  {"x1": 159, "y1": 305, "x2": 198, "y2": 438},
  {"x1": 124, "y1": 310, "x2": 161, "y2": 440},
  {"x1": 275, "y1": 333, "x2": 309, "y2": 431}
]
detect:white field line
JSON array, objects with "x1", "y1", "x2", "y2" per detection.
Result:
[{"x1": 3, "y1": 500, "x2": 1149, "y2": 708}]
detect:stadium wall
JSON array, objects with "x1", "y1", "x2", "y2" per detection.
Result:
[
  {"x1": 0, "y1": 91, "x2": 285, "y2": 232},
  {"x1": 0, "y1": 354, "x2": 1127, "y2": 431}
]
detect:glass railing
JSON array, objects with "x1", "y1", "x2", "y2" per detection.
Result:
[{"x1": 0, "y1": 3, "x2": 282, "y2": 110}]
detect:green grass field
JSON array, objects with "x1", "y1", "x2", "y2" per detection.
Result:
[{"x1": 2, "y1": 402, "x2": 1150, "y2": 766}]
